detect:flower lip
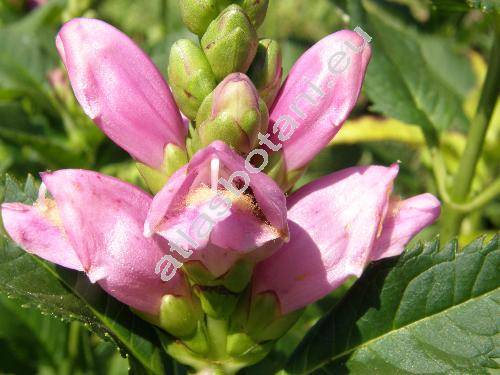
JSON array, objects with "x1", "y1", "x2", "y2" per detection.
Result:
[{"x1": 147, "y1": 140, "x2": 288, "y2": 236}]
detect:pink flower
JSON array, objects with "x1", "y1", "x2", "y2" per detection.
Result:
[
  {"x1": 1, "y1": 171, "x2": 187, "y2": 315},
  {"x1": 1, "y1": 18, "x2": 441, "y2": 321},
  {"x1": 268, "y1": 30, "x2": 372, "y2": 172},
  {"x1": 144, "y1": 144, "x2": 440, "y2": 313},
  {"x1": 252, "y1": 164, "x2": 441, "y2": 314},
  {"x1": 145, "y1": 141, "x2": 288, "y2": 278},
  {"x1": 56, "y1": 18, "x2": 186, "y2": 169}
]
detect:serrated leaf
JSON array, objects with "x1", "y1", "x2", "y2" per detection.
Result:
[
  {"x1": 0, "y1": 176, "x2": 171, "y2": 374},
  {"x1": 285, "y1": 235, "x2": 500, "y2": 374},
  {"x1": 351, "y1": 0, "x2": 474, "y2": 136}
]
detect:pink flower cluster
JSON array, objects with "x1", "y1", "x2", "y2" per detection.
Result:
[{"x1": 1, "y1": 19, "x2": 440, "y2": 318}]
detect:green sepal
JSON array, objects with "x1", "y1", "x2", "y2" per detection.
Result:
[
  {"x1": 182, "y1": 320, "x2": 210, "y2": 355},
  {"x1": 283, "y1": 167, "x2": 307, "y2": 192},
  {"x1": 251, "y1": 309, "x2": 302, "y2": 342},
  {"x1": 136, "y1": 143, "x2": 188, "y2": 193},
  {"x1": 168, "y1": 39, "x2": 217, "y2": 120},
  {"x1": 245, "y1": 292, "x2": 302, "y2": 342},
  {"x1": 159, "y1": 294, "x2": 202, "y2": 338},
  {"x1": 183, "y1": 260, "x2": 253, "y2": 293},
  {"x1": 264, "y1": 149, "x2": 286, "y2": 186},
  {"x1": 226, "y1": 333, "x2": 273, "y2": 364},
  {"x1": 222, "y1": 260, "x2": 254, "y2": 293},
  {"x1": 195, "y1": 286, "x2": 239, "y2": 319},
  {"x1": 201, "y1": 4, "x2": 258, "y2": 80},
  {"x1": 183, "y1": 261, "x2": 219, "y2": 286},
  {"x1": 162, "y1": 339, "x2": 208, "y2": 371},
  {"x1": 248, "y1": 38, "x2": 282, "y2": 107}
]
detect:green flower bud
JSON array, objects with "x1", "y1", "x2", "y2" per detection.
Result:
[
  {"x1": 239, "y1": 0, "x2": 269, "y2": 29},
  {"x1": 159, "y1": 294, "x2": 202, "y2": 338},
  {"x1": 168, "y1": 39, "x2": 217, "y2": 120},
  {"x1": 178, "y1": 0, "x2": 232, "y2": 36},
  {"x1": 201, "y1": 4, "x2": 258, "y2": 81},
  {"x1": 195, "y1": 73, "x2": 268, "y2": 154},
  {"x1": 178, "y1": 0, "x2": 268, "y2": 36},
  {"x1": 136, "y1": 143, "x2": 188, "y2": 194},
  {"x1": 248, "y1": 39, "x2": 282, "y2": 107}
]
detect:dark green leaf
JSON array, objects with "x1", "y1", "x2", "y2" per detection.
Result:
[
  {"x1": 285, "y1": 235, "x2": 500, "y2": 374},
  {"x1": 352, "y1": 0, "x2": 474, "y2": 136}
]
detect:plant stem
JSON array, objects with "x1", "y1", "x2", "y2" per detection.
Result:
[{"x1": 441, "y1": 18, "x2": 500, "y2": 242}]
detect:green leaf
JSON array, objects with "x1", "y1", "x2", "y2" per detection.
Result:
[
  {"x1": 285, "y1": 235, "x2": 500, "y2": 374},
  {"x1": 351, "y1": 0, "x2": 474, "y2": 136},
  {"x1": 0, "y1": 175, "x2": 171, "y2": 374},
  {"x1": 0, "y1": 293, "x2": 67, "y2": 372}
]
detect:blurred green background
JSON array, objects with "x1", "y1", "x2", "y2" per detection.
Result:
[{"x1": 0, "y1": 0, "x2": 498, "y2": 373}]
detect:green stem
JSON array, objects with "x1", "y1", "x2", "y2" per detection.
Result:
[
  {"x1": 440, "y1": 19, "x2": 500, "y2": 242},
  {"x1": 206, "y1": 316, "x2": 228, "y2": 359}
]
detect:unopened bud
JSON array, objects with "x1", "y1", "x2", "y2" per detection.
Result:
[
  {"x1": 248, "y1": 39, "x2": 282, "y2": 107},
  {"x1": 136, "y1": 143, "x2": 188, "y2": 193},
  {"x1": 159, "y1": 295, "x2": 202, "y2": 338},
  {"x1": 168, "y1": 39, "x2": 217, "y2": 120},
  {"x1": 195, "y1": 73, "x2": 268, "y2": 154},
  {"x1": 201, "y1": 5, "x2": 258, "y2": 81},
  {"x1": 178, "y1": 0, "x2": 231, "y2": 36},
  {"x1": 239, "y1": 0, "x2": 269, "y2": 29}
]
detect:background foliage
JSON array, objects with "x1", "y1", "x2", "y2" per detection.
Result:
[{"x1": 0, "y1": 0, "x2": 498, "y2": 374}]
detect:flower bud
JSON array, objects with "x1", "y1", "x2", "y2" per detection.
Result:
[
  {"x1": 195, "y1": 73, "x2": 268, "y2": 154},
  {"x1": 248, "y1": 39, "x2": 282, "y2": 107},
  {"x1": 168, "y1": 39, "x2": 217, "y2": 120},
  {"x1": 201, "y1": 5, "x2": 258, "y2": 81},
  {"x1": 159, "y1": 294, "x2": 202, "y2": 338},
  {"x1": 136, "y1": 143, "x2": 188, "y2": 193},
  {"x1": 239, "y1": 0, "x2": 269, "y2": 29},
  {"x1": 178, "y1": 0, "x2": 232, "y2": 36}
]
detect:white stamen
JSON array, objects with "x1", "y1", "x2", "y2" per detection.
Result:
[
  {"x1": 37, "y1": 183, "x2": 48, "y2": 210},
  {"x1": 210, "y1": 158, "x2": 220, "y2": 194}
]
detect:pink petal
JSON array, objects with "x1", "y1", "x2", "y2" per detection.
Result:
[
  {"x1": 371, "y1": 193, "x2": 441, "y2": 261},
  {"x1": 147, "y1": 141, "x2": 288, "y2": 234},
  {"x1": 146, "y1": 141, "x2": 288, "y2": 277},
  {"x1": 1, "y1": 202, "x2": 83, "y2": 271},
  {"x1": 41, "y1": 169, "x2": 185, "y2": 315},
  {"x1": 56, "y1": 18, "x2": 186, "y2": 168},
  {"x1": 269, "y1": 30, "x2": 371, "y2": 171},
  {"x1": 253, "y1": 164, "x2": 398, "y2": 314}
]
